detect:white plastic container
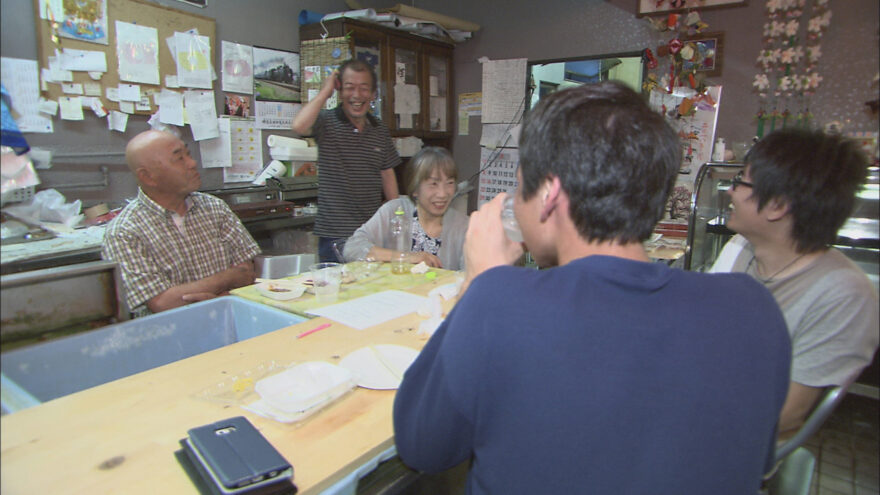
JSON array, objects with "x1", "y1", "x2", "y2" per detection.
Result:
[{"x1": 255, "y1": 361, "x2": 355, "y2": 419}]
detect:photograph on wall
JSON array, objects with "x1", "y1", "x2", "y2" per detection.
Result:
[
  {"x1": 58, "y1": 0, "x2": 109, "y2": 45},
  {"x1": 223, "y1": 93, "x2": 250, "y2": 117},
  {"x1": 253, "y1": 46, "x2": 300, "y2": 102}
]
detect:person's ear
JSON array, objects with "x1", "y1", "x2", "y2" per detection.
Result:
[
  {"x1": 539, "y1": 176, "x2": 562, "y2": 222},
  {"x1": 764, "y1": 198, "x2": 790, "y2": 222},
  {"x1": 135, "y1": 167, "x2": 156, "y2": 187}
]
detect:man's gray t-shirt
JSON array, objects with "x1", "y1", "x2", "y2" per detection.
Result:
[{"x1": 712, "y1": 234, "x2": 878, "y2": 386}]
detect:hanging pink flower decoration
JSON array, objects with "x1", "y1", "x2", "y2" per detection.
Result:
[
  {"x1": 806, "y1": 72, "x2": 823, "y2": 89},
  {"x1": 753, "y1": 74, "x2": 771, "y2": 91},
  {"x1": 778, "y1": 75, "x2": 793, "y2": 91},
  {"x1": 784, "y1": 19, "x2": 799, "y2": 37},
  {"x1": 806, "y1": 45, "x2": 821, "y2": 63},
  {"x1": 780, "y1": 48, "x2": 795, "y2": 64}
]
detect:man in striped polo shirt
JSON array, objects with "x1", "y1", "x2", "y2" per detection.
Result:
[
  {"x1": 293, "y1": 59, "x2": 401, "y2": 262},
  {"x1": 103, "y1": 130, "x2": 260, "y2": 317}
]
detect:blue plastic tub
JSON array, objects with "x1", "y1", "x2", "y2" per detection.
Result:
[{"x1": 0, "y1": 296, "x2": 305, "y2": 413}]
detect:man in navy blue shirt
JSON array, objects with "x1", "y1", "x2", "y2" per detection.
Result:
[{"x1": 393, "y1": 82, "x2": 792, "y2": 494}]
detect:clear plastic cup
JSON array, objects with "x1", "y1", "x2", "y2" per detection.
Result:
[
  {"x1": 501, "y1": 196, "x2": 523, "y2": 243},
  {"x1": 310, "y1": 262, "x2": 342, "y2": 302}
]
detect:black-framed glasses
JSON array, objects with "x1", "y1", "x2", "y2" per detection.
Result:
[{"x1": 731, "y1": 170, "x2": 754, "y2": 190}]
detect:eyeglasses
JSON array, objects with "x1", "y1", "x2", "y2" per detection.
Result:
[{"x1": 731, "y1": 171, "x2": 754, "y2": 190}]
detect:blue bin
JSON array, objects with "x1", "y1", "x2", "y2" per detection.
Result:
[{"x1": 1, "y1": 296, "x2": 305, "y2": 413}]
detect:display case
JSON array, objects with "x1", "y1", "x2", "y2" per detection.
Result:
[{"x1": 684, "y1": 162, "x2": 742, "y2": 272}]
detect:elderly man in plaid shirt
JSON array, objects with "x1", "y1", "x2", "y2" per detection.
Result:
[{"x1": 103, "y1": 130, "x2": 260, "y2": 316}]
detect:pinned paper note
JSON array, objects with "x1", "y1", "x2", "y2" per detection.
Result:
[
  {"x1": 61, "y1": 83, "x2": 84, "y2": 95},
  {"x1": 105, "y1": 87, "x2": 119, "y2": 102},
  {"x1": 90, "y1": 98, "x2": 108, "y2": 118},
  {"x1": 115, "y1": 21, "x2": 160, "y2": 85},
  {"x1": 157, "y1": 90, "x2": 184, "y2": 126},
  {"x1": 184, "y1": 90, "x2": 219, "y2": 140},
  {"x1": 175, "y1": 31, "x2": 212, "y2": 89},
  {"x1": 83, "y1": 82, "x2": 102, "y2": 96},
  {"x1": 59, "y1": 96, "x2": 84, "y2": 120},
  {"x1": 38, "y1": 98, "x2": 59, "y2": 116},
  {"x1": 165, "y1": 75, "x2": 179, "y2": 88},
  {"x1": 117, "y1": 84, "x2": 140, "y2": 102},
  {"x1": 136, "y1": 96, "x2": 151, "y2": 111},
  {"x1": 118, "y1": 101, "x2": 134, "y2": 114},
  {"x1": 108, "y1": 111, "x2": 129, "y2": 132},
  {"x1": 60, "y1": 49, "x2": 107, "y2": 72}
]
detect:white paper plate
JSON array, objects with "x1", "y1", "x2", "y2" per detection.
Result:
[
  {"x1": 339, "y1": 344, "x2": 420, "y2": 390},
  {"x1": 255, "y1": 280, "x2": 307, "y2": 300}
]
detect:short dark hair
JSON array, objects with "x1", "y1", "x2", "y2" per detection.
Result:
[
  {"x1": 338, "y1": 59, "x2": 378, "y2": 91},
  {"x1": 745, "y1": 128, "x2": 869, "y2": 253},
  {"x1": 518, "y1": 81, "x2": 680, "y2": 243}
]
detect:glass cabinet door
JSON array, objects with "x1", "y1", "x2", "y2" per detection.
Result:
[
  {"x1": 428, "y1": 54, "x2": 450, "y2": 132},
  {"x1": 389, "y1": 41, "x2": 420, "y2": 131}
]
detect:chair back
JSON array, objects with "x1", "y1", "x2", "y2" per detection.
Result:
[
  {"x1": 774, "y1": 379, "x2": 853, "y2": 463},
  {"x1": 766, "y1": 447, "x2": 816, "y2": 495}
]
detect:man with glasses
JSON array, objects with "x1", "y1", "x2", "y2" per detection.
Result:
[
  {"x1": 712, "y1": 128, "x2": 878, "y2": 438},
  {"x1": 103, "y1": 130, "x2": 260, "y2": 317}
]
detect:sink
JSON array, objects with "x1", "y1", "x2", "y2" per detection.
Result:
[
  {"x1": 255, "y1": 253, "x2": 316, "y2": 278},
  {"x1": 0, "y1": 296, "x2": 305, "y2": 413}
]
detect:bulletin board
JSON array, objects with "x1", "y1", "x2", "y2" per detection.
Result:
[
  {"x1": 33, "y1": 0, "x2": 216, "y2": 115},
  {"x1": 300, "y1": 37, "x2": 351, "y2": 107}
]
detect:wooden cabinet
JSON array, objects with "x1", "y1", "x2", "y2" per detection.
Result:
[{"x1": 300, "y1": 18, "x2": 454, "y2": 145}]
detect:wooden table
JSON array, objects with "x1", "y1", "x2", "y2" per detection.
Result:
[
  {"x1": 0, "y1": 269, "x2": 461, "y2": 494},
  {"x1": 232, "y1": 264, "x2": 461, "y2": 317}
]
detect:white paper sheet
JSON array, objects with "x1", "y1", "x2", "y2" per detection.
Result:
[
  {"x1": 157, "y1": 90, "x2": 184, "y2": 126},
  {"x1": 221, "y1": 41, "x2": 253, "y2": 94},
  {"x1": 118, "y1": 101, "x2": 134, "y2": 114},
  {"x1": 107, "y1": 110, "x2": 128, "y2": 132},
  {"x1": 223, "y1": 118, "x2": 262, "y2": 182},
  {"x1": 393, "y1": 83, "x2": 420, "y2": 115},
  {"x1": 184, "y1": 90, "x2": 219, "y2": 141},
  {"x1": 305, "y1": 290, "x2": 429, "y2": 330},
  {"x1": 59, "y1": 49, "x2": 107, "y2": 72},
  {"x1": 254, "y1": 101, "x2": 299, "y2": 130},
  {"x1": 83, "y1": 82, "x2": 102, "y2": 96},
  {"x1": 199, "y1": 117, "x2": 232, "y2": 168},
  {"x1": 115, "y1": 21, "x2": 159, "y2": 85},
  {"x1": 117, "y1": 84, "x2": 140, "y2": 102},
  {"x1": 175, "y1": 32, "x2": 212, "y2": 89},
  {"x1": 61, "y1": 83, "x2": 83, "y2": 95},
  {"x1": 47, "y1": 55, "x2": 73, "y2": 82},
  {"x1": 481, "y1": 58, "x2": 527, "y2": 124},
  {"x1": 1, "y1": 57, "x2": 54, "y2": 133},
  {"x1": 479, "y1": 123, "x2": 520, "y2": 149},
  {"x1": 59, "y1": 96, "x2": 84, "y2": 120}
]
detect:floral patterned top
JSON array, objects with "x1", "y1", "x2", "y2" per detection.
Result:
[{"x1": 411, "y1": 209, "x2": 442, "y2": 256}]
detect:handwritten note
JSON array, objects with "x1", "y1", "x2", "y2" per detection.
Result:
[{"x1": 481, "y1": 58, "x2": 527, "y2": 124}]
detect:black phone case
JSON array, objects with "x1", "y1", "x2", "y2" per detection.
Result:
[{"x1": 187, "y1": 416, "x2": 292, "y2": 491}]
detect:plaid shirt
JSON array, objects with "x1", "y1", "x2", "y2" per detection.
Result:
[{"x1": 102, "y1": 189, "x2": 260, "y2": 313}]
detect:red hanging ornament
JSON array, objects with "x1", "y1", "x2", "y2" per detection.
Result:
[
  {"x1": 645, "y1": 48, "x2": 659, "y2": 69},
  {"x1": 668, "y1": 38, "x2": 684, "y2": 55}
]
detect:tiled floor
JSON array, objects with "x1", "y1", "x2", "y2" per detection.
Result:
[{"x1": 803, "y1": 394, "x2": 880, "y2": 495}]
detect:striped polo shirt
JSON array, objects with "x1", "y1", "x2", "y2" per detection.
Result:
[{"x1": 312, "y1": 107, "x2": 402, "y2": 238}]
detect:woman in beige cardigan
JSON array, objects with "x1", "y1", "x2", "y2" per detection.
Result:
[{"x1": 343, "y1": 147, "x2": 469, "y2": 270}]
